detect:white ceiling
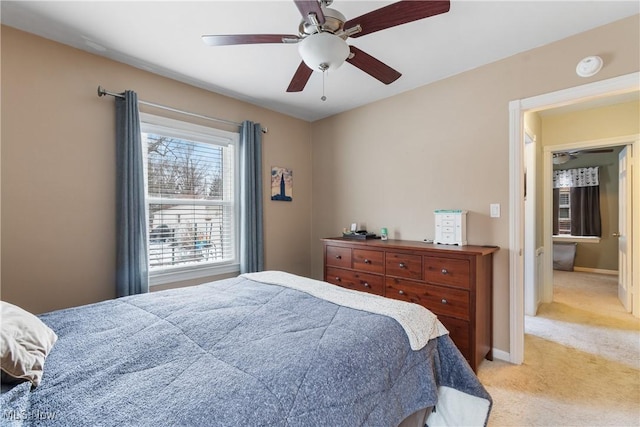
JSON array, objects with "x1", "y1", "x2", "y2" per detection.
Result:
[{"x1": 2, "y1": 1, "x2": 638, "y2": 122}]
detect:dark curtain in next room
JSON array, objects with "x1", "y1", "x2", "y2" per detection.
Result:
[{"x1": 552, "y1": 167, "x2": 601, "y2": 237}]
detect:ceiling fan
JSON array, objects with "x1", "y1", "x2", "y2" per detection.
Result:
[
  {"x1": 552, "y1": 148, "x2": 614, "y2": 165},
  {"x1": 202, "y1": 0, "x2": 450, "y2": 94}
]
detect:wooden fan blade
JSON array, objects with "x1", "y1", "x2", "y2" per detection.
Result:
[
  {"x1": 293, "y1": 0, "x2": 325, "y2": 25},
  {"x1": 287, "y1": 62, "x2": 314, "y2": 92},
  {"x1": 202, "y1": 34, "x2": 299, "y2": 46},
  {"x1": 568, "y1": 148, "x2": 615, "y2": 155},
  {"x1": 583, "y1": 149, "x2": 614, "y2": 154},
  {"x1": 346, "y1": 46, "x2": 401, "y2": 85},
  {"x1": 345, "y1": 0, "x2": 450, "y2": 38}
]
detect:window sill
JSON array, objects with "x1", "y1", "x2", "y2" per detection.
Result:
[
  {"x1": 553, "y1": 235, "x2": 601, "y2": 244},
  {"x1": 150, "y1": 262, "x2": 240, "y2": 286}
]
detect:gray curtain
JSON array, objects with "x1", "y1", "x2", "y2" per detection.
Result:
[
  {"x1": 552, "y1": 167, "x2": 601, "y2": 237},
  {"x1": 552, "y1": 188, "x2": 559, "y2": 235},
  {"x1": 239, "y1": 121, "x2": 264, "y2": 273},
  {"x1": 570, "y1": 186, "x2": 601, "y2": 236},
  {"x1": 115, "y1": 91, "x2": 149, "y2": 296}
]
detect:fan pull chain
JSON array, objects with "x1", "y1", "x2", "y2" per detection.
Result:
[{"x1": 321, "y1": 70, "x2": 327, "y2": 102}]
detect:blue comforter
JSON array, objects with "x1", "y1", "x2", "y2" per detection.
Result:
[{"x1": 1, "y1": 276, "x2": 490, "y2": 426}]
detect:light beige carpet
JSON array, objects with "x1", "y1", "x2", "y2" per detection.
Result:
[{"x1": 477, "y1": 271, "x2": 640, "y2": 426}]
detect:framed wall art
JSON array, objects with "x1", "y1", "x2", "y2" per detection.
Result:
[{"x1": 271, "y1": 166, "x2": 292, "y2": 201}]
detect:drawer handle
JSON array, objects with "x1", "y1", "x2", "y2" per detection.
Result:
[
  {"x1": 399, "y1": 263, "x2": 406, "y2": 269},
  {"x1": 398, "y1": 290, "x2": 405, "y2": 295},
  {"x1": 335, "y1": 277, "x2": 341, "y2": 282},
  {"x1": 441, "y1": 268, "x2": 448, "y2": 275},
  {"x1": 364, "y1": 259, "x2": 371, "y2": 264},
  {"x1": 363, "y1": 282, "x2": 370, "y2": 288},
  {"x1": 335, "y1": 255, "x2": 342, "y2": 260},
  {"x1": 441, "y1": 298, "x2": 448, "y2": 304}
]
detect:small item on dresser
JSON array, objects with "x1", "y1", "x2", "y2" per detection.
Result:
[
  {"x1": 434, "y1": 209, "x2": 467, "y2": 246},
  {"x1": 343, "y1": 231, "x2": 379, "y2": 239},
  {"x1": 380, "y1": 228, "x2": 388, "y2": 240}
]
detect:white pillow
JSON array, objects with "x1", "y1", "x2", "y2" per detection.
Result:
[{"x1": 1, "y1": 301, "x2": 58, "y2": 386}]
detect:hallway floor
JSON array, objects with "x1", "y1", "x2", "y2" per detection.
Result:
[{"x1": 477, "y1": 271, "x2": 640, "y2": 426}]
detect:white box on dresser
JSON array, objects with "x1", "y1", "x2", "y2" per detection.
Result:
[{"x1": 434, "y1": 209, "x2": 467, "y2": 246}]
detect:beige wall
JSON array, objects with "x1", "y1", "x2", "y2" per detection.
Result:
[
  {"x1": 1, "y1": 26, "x2": 312, "y2": 314},
  {"x1": 310, "y1": 15, "x2": 639, "y2": 354},
  {"x1": 542, "y1": 101, "x2": 640, "y2": 270},
  {"x1": 541, "y1": 101, "x2": 639, "y2": 144}
]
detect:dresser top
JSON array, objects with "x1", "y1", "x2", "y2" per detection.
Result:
[{"x1": 321, "y1": 237, "x2": 499, "y2": 256}]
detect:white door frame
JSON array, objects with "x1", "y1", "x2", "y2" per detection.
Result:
[
  {"x1": 523, "y1": 131, "x2": 538, "y2": 316},
  {"x1": 508, "y1": 72, "x2": 640, "y2": 365}
]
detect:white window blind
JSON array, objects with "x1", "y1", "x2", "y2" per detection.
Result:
[
  {"x1": 557, "y1": 188, "x2": 571, "y2": 235},
  {"x1": 140, "y1": 114, "x2": 239, "y2": 282}
]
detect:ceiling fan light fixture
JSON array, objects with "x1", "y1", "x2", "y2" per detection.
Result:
[
  {"x1": 298, "y1": 32, "x2": 349, "y2": 72},
  {"x1": 553, "y1": 153, "x2": 570, "y2": 165}
]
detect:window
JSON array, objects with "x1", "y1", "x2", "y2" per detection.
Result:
[
  {"x1": 557, "y1": 188, "x2": 571, "y2": 235},
  {"x1": 140, "y1": 114, "x2": 239, "y2": 285}
]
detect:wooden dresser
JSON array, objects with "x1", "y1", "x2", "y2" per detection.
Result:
[{"x1": 321, "y1": 237, "x2": 498, "y2": 372}]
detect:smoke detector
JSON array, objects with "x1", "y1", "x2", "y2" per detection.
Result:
[{"x1": 576, "y1": 56, "x2": 603, "y2": 78}]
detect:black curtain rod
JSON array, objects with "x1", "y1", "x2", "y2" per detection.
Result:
[{"x1": 97, "y1": 86, "x2": 267, "y2": 133}]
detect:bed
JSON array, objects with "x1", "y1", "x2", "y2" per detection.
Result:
[{"x1": 1, "y1": 271, "x2": 491, "y2": 426}]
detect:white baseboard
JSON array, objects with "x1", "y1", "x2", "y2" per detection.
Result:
[
  {"x1": 492, "y1": 348, "x2": 510, "y2": 363},
  {"x1": 573, "y1": 266, "x2": 618, "y2": 276}
]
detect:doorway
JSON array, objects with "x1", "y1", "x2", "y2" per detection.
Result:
[
  {"x1": 526, "y1": 140, "x2": 626, "y2": 316},
  {"x1": 541, "y1": 141, "x2": 629, "y2": 306},
  {"x1": 508, "y1": 72, "x2": 640, "y2": 364}
]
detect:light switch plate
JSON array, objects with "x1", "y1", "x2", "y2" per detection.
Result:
[{"x1": 490, "y1": 203, "x2": 501, "y2": 218}]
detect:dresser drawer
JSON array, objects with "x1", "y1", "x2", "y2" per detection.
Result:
[
  {"x1": 385, "y1": 252, "x2": 422, "y2": 280},
  {"x1": 385, "y1": 278, "x2": 470, "y2": 320},
  {"x1": 326, "y1": 246, "x2": 351, "y2": 268},
  {"x1": 326, "y1": 267, "x2": 384, "y2": 296},
  {"x1": 424, "y1": 257, "x2": 470, "y2": 289},
  {"x1": 353, "y1": 249, "x2": 384, "y2": 273},
  {"x1": 439, "y1": 315, "x2": 471, "y2": 362},
  {"x1": 438, "y1": 213, "x2": 458, "y2": 221}
]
